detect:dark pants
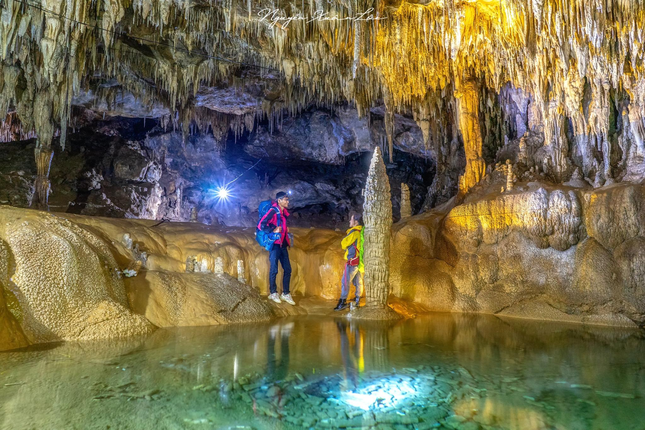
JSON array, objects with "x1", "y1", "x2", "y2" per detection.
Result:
[{"x1": 269, "y1": 245, "x2": 291, "y2": 295}]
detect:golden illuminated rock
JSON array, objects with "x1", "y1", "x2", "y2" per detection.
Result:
[
  {"x1": 456, "y1": 77, "x2": 486, "y2": 194},
  {"x1": 0, "y1": 240, "x2": 29, "y2": 351},
  {"x1": 0, "y1": 179, "x2": 644, "y2": 352},
  {"x1": 0, "y1": 207, "x2": 154, "y2": 344}
]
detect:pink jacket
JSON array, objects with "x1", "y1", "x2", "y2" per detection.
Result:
[{"x1": 258, "y1": 202, "x2": 291, "y2": 246}]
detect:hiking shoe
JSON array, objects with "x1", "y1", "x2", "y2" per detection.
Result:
[
  {"x1": 334, "y1": 299, "x2": 348, "y2": 311},
  {"x1": 268, "y1": 293, "x2": 281, "y2": 303},
  {"x1": 280, "y1": 293, "x2": 296, "y2": 305}
]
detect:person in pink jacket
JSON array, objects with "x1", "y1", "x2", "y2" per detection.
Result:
[{"x1": 258, "y1": 191, "x2": 295, "y2": 305}]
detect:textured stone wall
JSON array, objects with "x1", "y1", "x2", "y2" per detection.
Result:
[
  {"x1": 0, "y1": 239, "x2": 29, "y2": 351},
  {"x1": 0, "y1": 207, "x2": 154, "y2": 344},
  {"x1": 391, "y1": 183, "x2": 645, "y2": 327},
  {"x1": 2, "y1": 181, "x2": 645, "y2": 352}
]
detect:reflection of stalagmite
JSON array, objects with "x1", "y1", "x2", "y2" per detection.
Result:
[
  {"x1": 455, "y1": 77, "x2": 486, "y2": 195},
  {"x1": 351, "y1": 148, "x2": 400, "y2": 320},
  {"x1": 400, "y1": 183, "x2": 412, "y2": 219}
]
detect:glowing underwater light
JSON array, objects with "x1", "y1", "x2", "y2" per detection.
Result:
[{"x1": 340, "y1": 379, "x2": 418, "y2": 410}]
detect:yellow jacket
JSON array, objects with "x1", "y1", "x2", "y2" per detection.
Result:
[{"x1": 341, "y1": 226, "x2": 364, "y2": 273}]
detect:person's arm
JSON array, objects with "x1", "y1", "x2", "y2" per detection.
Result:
[
  {"x1": 341, "y1": 230, "x2": 359, "y2": 250},
  {"x1": 259, "y1": 209, "x2": 278, "y2": 233}
]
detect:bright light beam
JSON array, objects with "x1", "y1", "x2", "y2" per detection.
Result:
[{"x1": 216, "y1": 187, "x2": 230, "y2": 200}]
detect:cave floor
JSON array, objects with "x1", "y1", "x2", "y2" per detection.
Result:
[{"x1": 1, "y1": 314, "x2": 644, "y2": 430}]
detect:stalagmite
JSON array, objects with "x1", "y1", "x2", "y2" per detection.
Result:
[
  {"x1": 519, "y1": 133, "x2": 529, "y2": 164},
  {"x1": 400, "y1": 183, "x2": 412, "y2": 219},
  {"x1": 214, "y1": 257, "x2": 224, "y2": 275},
  {"x1": 32, "y1": 144, "x2": 54, "y2": 210},
  {"x1": 237, "y1": 260, "x2": 246, "y2": 284},
  {"x1": 455, "y1": 77, "x2": 486, "y2": 195},
  {"x1": 505, "y1": 160, "x2": 517, "y2": 192},
  {"x1": 350, "y1": 147, "x2": 400, "y2": 320}
]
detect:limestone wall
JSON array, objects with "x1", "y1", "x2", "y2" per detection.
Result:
[
  {"x1": 0, "y1": 206, "x2": 154, "y2": 349},
  {"x1": 391, "y1": 183, "x2": 645, "y2": 328}
]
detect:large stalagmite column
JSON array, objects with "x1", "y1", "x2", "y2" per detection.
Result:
[
  {"x1": 351, "y1": 147, "x2": 400, "y2": 320},
  {"x1": 455, "y1": 77, "x2": 486, "y2": 195},
  {"x1": 32, "y1": 144, "x2": 53, "y2": 210}
]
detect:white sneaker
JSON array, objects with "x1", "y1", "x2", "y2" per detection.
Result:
[
  {"x1": 268, "y1": 293, "x2": 281, "y2": 303},
  {"x1": 280, "y1": 293, "x2": 296, "y2": 305}
]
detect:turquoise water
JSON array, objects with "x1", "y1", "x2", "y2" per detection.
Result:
[{"x1": 1, "y1": 314, "x2": 644, "y2": 429}]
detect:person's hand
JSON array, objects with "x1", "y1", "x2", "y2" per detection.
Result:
[{"x1": 273, "y1": 226, "x2": 282, "y2": 233}]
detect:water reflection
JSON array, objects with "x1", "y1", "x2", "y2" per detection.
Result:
[
  {"x1": 0, "y1": 314, "x2": 644, "y2": 429},
  {"x1": 266, "y1": 321, "x2": 292, "y2": 382},
  {"x1": 337, "y1": 320, "x2": 363, "y2": 391}
]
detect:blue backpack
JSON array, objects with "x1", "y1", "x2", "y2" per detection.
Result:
[{"x1": 256, "y1": 200, "x2": 281, "y2": 251}]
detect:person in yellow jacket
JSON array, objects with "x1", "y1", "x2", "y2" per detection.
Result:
[{"x1": 334, "y1": 212, "x2": 364, "y2": 311}]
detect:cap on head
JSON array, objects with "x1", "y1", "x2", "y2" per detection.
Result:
[{"x1": 276, "y1": 191, "x2": 288, "y2": 200}]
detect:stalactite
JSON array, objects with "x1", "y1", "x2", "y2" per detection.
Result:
[
  {"x1": 0, "y1": 0, "x2": 643, "y2": 195},
  {"x1": 455, "y1": 76, "x2": 486, "y2": 195}
]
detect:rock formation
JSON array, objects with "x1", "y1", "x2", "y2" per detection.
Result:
[
  {"x1": 0, "y1": 207, "x2": 154, "y2": 345},
  {"x1": 237, "y1": 260, "x2": 247, "y2": 284},
  {"x1": 400, "y1": 183, "x2": 412, "y2": 219},
  {"x1": 1, "y1": 0, "x2": 645, "y2": 348},
  {"x1": 2, "y1": 178, "x2": 645, "y2": 351},
  {"x1": 0, "y1": 240, "x2": 29, "y2": 351},
  {"x1": 351, "y1": 148, "x2": 400, "y2": 320},
  {"x1": 456, "y1": 78, "x2": 487, "y2": 195}
]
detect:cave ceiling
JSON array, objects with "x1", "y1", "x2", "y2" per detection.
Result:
[{"x1": 0, "y1": 0, "x2": 643, "y2": 152}]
